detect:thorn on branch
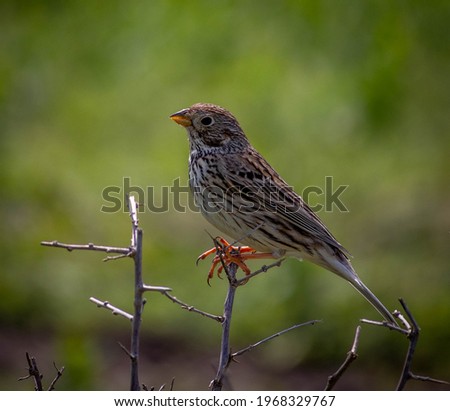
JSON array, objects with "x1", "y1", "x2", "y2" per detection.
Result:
[
  {"x1": 407, "y1": 373, "x2": 450, "y2": 386},
  {"x1": 103, "y1": 251, "x2": 135, "y2": 262},
  {"x1": 118, "y1": 342, "x2": 134, "y2": 360}
]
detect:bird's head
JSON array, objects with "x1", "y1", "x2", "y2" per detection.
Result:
[{"x1": 170, "y1": 103, "x2": 249, "y2": 151}]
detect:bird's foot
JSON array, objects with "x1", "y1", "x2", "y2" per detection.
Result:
[{"x1": 197, "y1": 237, "x2": 274, "y2": 284}]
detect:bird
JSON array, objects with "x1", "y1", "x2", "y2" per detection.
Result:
[{"x1": 170, "y1": 103, "x2": 396, "y2": 324}]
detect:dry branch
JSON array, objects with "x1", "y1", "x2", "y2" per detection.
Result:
[
  {"x1": 18, "y1": 352, "x2": 64, "y2": 391},
  {"x1": 129, "y1": 227, "x2": 144, "y2": 390},
  {"x1": 160, "y1": 290, "x2": 223, "y2": 322},
  {"x1": 235, "y1": 259, "x2": 285, "y2": 285},
  {"x1": 41, "y1": 190, "x2": 447, "y2": 391},
  {"x1": 41, "y1": 195, "x2": 147, "y2": 390},
  {"x1": 210, "y1": 263, "x2": 238, "y2": 391},
  {"x1": 206, "y1": 237, "x2": 318, "y2": 391},
  {"x1": 232, "y1": 321, "x2": 320, "y2": 359},
  {"x1": 40, "y1": 240, "x2": 133, "y2": 257},
  {"x1": 362, "y1": 298, "x2": 449, "y2": 390},
  {"x1": 89, "y1": 297, "x2": 133, "y2": 321},
  {"x1": 325, "y1": 326, "x2": 361, "y2": 390},
  {"x1": 18, "y1": 352, "x2": 43, "y2": 391},
  {"x1": 48, "y1": 362, "x2": 65, "y2": 391}
]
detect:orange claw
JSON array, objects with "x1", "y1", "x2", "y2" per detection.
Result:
[{"x1": 197, "y1": 237, "x2": 274, "y2": 284}]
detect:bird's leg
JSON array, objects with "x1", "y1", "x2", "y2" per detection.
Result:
[
  {"x1": 197, "y1": 238, "x2": 254, "y2": 283},
  {"x1": 197, "y1": 237, "x2": 276, "y2": 284},
  {"x1": 196, "y1": 238, "x2": 255, "y2": 262}
]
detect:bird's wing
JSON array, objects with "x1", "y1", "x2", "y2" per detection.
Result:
[{"x1": 223, "y1": 149, "x2": 350, "y2": 256}]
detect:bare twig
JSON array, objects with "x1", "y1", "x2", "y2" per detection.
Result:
[
  {"x1": 103, "y1": 253, "x2": 132, "y2": 262},
  {"x1": 142, "y1": 285, "x2": 173, "y2": 293},
  {"x1": 232, "y1": 320, "x2": 320, "y2": 359},
  {"x1": 40, "y1": 240, "x2": 133, "y2": 257},
  {"x1": 48, "y1": 362, "x2": 65, "y2": 391},
  {"x1": 360, "y1": 318, "x2": 408, "y2": 335},
  {"x1": 89, "y1": 297, "x2": 133, "y2": 321},
  {"x1": 363, "y1": 298, "x2": 449, "y2": 390},
  {"x1": 407, "y1": 373, "x2": 450, "y2": 386},
  {"x1": 395, "y1": 299, "x2": 419, "y2": 391},
  {"x1": 210, "y1": 263, "x2": 239, "y2": 391},
  {"x1": 169, "y1": 377, "x2": 175, "y2": 391},
  {"x1": 118, "y1": 341, "x2": 133, "y2": 359},
  {"x1": 235, "y1": 259, "x2": 285, "y2": 285},
  {"x1": 161, "y1": 290, "x2": 223, "y2": 323},
  {"x1": 42, "y1": 195, "x2": 144, "y2": 390},
  {"x1": 44, "y1": 196, "x2": 146, "y2": 390},
  {"x1": 392, "y1": 298, "x2": 450, "y2": 389},
  {"x1": 206, "y1": 236, "x2": 296, "y2": 391},
  {"x1": 18, "y1": 352, "x2": 44, "y2": 391},
  {"x1": 130, "y1": 226, "x2": 144, "y2": 391},
  {"x1": 209, "y1": 255, "x2": 303, "y2": 391},
  {"x1": 18, "y1": 353, "x2": 64, "y2": 391},
  {"x1": 42, "y1": 194, "x2": 184, "y2": 391},
  {"x1": 325, "y1": 325, "x2": 361, "y2": 390}
]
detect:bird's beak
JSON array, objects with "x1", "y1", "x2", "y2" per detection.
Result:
[{"x1": 170, "y1": 110, "x2": 192, "y2": 127}]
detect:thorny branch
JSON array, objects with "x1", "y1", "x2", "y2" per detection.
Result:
[
  {"x1": 40, "y1": 240, "x2": 133, "y2": 259},
  {"x1": 18, "y1": 352, "x2": 64, "y2": 391},
  {"x1": 48, "y1": 361, "x2": 65, "y2": 391},
  {"x1": 235, "y1": 259, "x2": 285, "y2": 286},
  {"x1": 394, "y1": 299, "x2": 449, "y2": 390},
  {"x1": 40, "y1": 193, "x2": 449, "y2": 391},
  {"x1": 89, "y1": 297, "x2": 134, "y2": 321},
  {"x1": 206, "y1": 238, "x2": 318, "y2": 391},
  {"x1": 210, "y1": 262, "x2": 239, "y2": 391},
  {"x1": 18, "y1": 352, "x2": 43, "y2": 391},
  {"x1": 325, "y1": 326, "x2": 361, "y2": 390},
  {"x1": 160, "y1": 290, "x2": 223, "y2": 322},
  {"x1": 129, "y1": 226, "x2": 144, "y2": 391},
  {"x1": 41, "y1": 196, "x2": 148, "y2": 390},
  {"x1": 232, "y1": 320, "x2": 320, "y2": 360},
  {"x1": 361, "y1": 298, "x2": 449, "y2": 390}
]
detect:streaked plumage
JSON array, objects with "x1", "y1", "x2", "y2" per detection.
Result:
[{"x1": 170, "y1": 103, "x2": 396, "y2": 324}]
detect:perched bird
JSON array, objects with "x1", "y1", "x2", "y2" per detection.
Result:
[{"x1": 170, "y1": 103, "x2": 396, "y2": 324}]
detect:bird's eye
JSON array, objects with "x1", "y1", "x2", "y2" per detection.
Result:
[{"x1": 200, "y1": 116, "x2": 214, "y2": 126}]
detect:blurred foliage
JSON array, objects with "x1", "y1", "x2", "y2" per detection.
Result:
[{"x1": 0, "y1": 0, "x2": 449, "y2": 390}]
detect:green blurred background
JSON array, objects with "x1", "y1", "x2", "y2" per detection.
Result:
[{"x1": 1, "y1": 1, "x2": 449, "y2": 390}]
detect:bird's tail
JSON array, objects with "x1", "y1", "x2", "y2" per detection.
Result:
[
  {"x1": 347, "y1": 275, "x2": 397, "y2": 325},
  {"x1": 316, "y1": 247, "x2": 397, "y2": 325}
]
